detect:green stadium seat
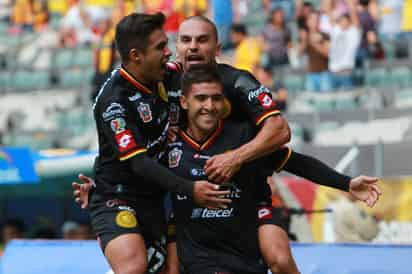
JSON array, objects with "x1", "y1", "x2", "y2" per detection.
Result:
[
  {"x1": 335, "y1": 97, "x2": 358, "y2": 110},
  {"x1": 283, "y1": 75, "x2": 305, "y2": 92},
  {"x1": 60, "y1": 69, "x2": 93, "y2": 88},
  {"x1": 309, "y1": 98, "x2": 334, "y2": 112},
  {"x1": 54, "y1": 49, "x2": 74, "y2": 69},
  {"x1": 365, "y1": 67, "x2": 389, "y2": 87},
  {"x1": 73, "y1": 47, "x2": 93, "y2": 67},
  {"x1": 391, "y1": 66, "x2": 411, "y2": 87},
  {"x1": 11, "y1": 70, "x2": 50, "y2": 91},
  {"x1": 0, "y1": 71, "x2": 11, "y2": 91}
]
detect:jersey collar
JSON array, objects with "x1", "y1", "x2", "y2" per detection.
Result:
[
  {"x1": 119, "y1": 66, "x2": 152, "y2": 94},
  {"x1": 179, "y1": 120, "x2": 224, "y2": 151}
]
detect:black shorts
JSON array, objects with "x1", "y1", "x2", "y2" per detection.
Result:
[
  {"x1": 89, "y1": 193, "x2": 167, "y2": 273},
  {"x1": 257, "y1": 204, "x2": 289, "y2": 231}
]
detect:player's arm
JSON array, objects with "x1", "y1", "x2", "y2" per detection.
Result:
[
  {"x1": 99, "y1": 99, "x2": 231, "y2": 208},
  {"x1": 264, "y1": 149, "x2": 382, "y2": 207},
  {"x1": 205, "y1": 71, "x2": 290, "y2": 183}
]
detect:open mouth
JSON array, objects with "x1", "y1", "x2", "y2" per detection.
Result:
[{"x1": 186, "y1": 55, "x2": 205, "y2": 64}]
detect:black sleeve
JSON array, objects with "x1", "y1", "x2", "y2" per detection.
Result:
[
  {"x1": 282, "y1": 152, "x2": 351, "y2": 192},
  {"x1": 234, "y1": 70, "x2": 281, "y2": 126},
  {"x1": 129, "y1": 154, "x2": 194, "y2": 196}
]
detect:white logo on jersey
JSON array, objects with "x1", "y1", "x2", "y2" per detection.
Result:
[
  {"x1": 191, "y1": 208, "x2": 234, "y2": 219},
  {"x1": 119, "y1": 134, "x2": 132, "y2": 148}
]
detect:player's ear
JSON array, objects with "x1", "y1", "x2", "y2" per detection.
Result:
[
  {"x1": 180, "y1": 94, "x2": 188, "y2": 110},
  {"x1": 129, "y1": 48, "x2": 142, "y2": 63}
]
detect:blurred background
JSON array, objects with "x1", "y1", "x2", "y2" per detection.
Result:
[{"x1": 0, "y1": 0, "x2": 412, "y2": 268}]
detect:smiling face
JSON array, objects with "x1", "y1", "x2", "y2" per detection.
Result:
[
  {"x1": 134, "y1": 28, "x2": 172, "y2": 83},
  {"x1": 180, "y1": 81, "x2": 224, "y2": 137},
  {"x1": 176, "y1": 18, "x2": 221, "y2": 71}
]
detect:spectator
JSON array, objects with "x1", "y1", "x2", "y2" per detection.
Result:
[
  {"x1": 299, "y1": 11, "x2": 332, "y2": 92},
  {"x1": 296, "y1": 0, "x2": 314, "y2": 31},
  {"x1": 62, "y1": 221, "x2": 80, "y2": 240},
  {"x1": 91, "y1": 18, "x2": 116, "y2": 101},
  {"x1": 328, "y1": 0, "x2": 361, "y2": 89},
  {"x1": 356, "y1": 0, "x2": 377, "y2": 65},
  {"x1": 59, "y1": 0, "x2": 94, "y2": 47},
  {"x1": 262, "y1": 7, "x2": 292, "y2": 71},
  {"x1": 378, "y1": 0, "x2": 402, "y2": 41},
  {"x1": 77, "y1": 222, "x2": 94, "y2": 240},
  {"x1": 210, "y1": 0, "x2": 234, "y2": 50},
  {"x1": 1, "y1": 218, "x2": 25, "y2": 247},
  {"x1": 11, "y1": 0, "x2": 34, "y2": 32},
  {"x1": 0, "y1": 0, "x2": 12, "y2": 22},
  {"x1": 230, "y1": 23, "x2": 261, "y2": 74},
  {"x1": 401, "y1": 0, "x2": 412, "y2": 37},
  {"x1": 263, "y1": 0, "x2": 295, "y2": 22},
  {"x1": 365, "y1": 30, "x2": 385, "y2": 60}
]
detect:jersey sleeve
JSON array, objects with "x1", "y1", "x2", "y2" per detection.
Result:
[
  {"x1": 260, "y1": 146, "x2": 292, "y2": 173},
  {"x1": 234, "y1": 70, "x2": 281, "y2": 126},
  {"x1": 98, "y1": 97, "x2": 147, "y2": 161}
]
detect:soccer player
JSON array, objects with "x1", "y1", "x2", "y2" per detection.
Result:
[
  {"x1": 163, "y1": 64, "x2": 381, "y2": 274},
  {"x1": 90, "y1": 13, "x2": 231, "y2": 274}
]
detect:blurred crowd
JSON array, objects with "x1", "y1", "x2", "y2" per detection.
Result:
[
  {"x1": 0, "y1": 218, "x2": 95, "y2": 255},
  {"x1": 1, "y1": 0, "x2": 412, "y2": 99}
]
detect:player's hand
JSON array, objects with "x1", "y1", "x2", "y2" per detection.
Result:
[
  {"x1": 192, "y1": 181, "x2": 232, "y2": 209},
  {"x1": 167, "y1": 126, "x2": 179, "y2": 143},
  {"x1": 72, "y1": 174, "x2": 94, "y2": 209},
  {"x1": 349, "y1": 175, "x2": 382, "y2": 207},
  {"x1": 204, "y1": 151, "x2": 242, "y2": 184}
]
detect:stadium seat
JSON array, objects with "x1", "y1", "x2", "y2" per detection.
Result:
[
  {"x1": 54, "y1": 48, "x2": 74, "y2": 69},
  {"x1": 365, "y1": 67, "x2": 389, "y2": 87},
  {"x1": 335, "y1": 97, "x2": 358, "y2": 110},
  {"x1": 0, "y1": 70, "x2": 11, "y2": 91},
  {"x1": 11, "y1": 70, "x2": 50, "y2": 91},
  {"x1": 59, "y1": 70, "x2": 92, "y2": 88},
  {"x1": 391, "y1": 66, "x2": 411, "y2": 87},
  {"x1": 283, "y1": 74, "x2": 305, "y2": 92},
  {"x1": 72, "y1": 47, "x2": 93, "y2": 67}
]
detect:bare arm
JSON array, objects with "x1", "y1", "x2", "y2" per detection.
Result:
[{"x1": 164, "y1": 242, "x2": 179, "y2": 274}]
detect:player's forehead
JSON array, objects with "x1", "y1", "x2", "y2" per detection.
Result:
[
  {"x1": 189, "y1": 82, "x2": 223, "y2": 96},
  {"x1": 178, "y1": 19, "x2": 214, "y2": 39}
]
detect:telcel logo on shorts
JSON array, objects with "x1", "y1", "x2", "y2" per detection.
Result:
[{"x1": 191, "y1": 207, "x2": 234, "y2": 219}]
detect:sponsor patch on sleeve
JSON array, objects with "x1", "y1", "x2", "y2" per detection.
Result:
[
  {"x1": 258, "y1": 206, "x2": 273, "y2": 220},
  {"x1": 115, "y1": 210, "x2": 138, "y2": 228},
  {"x1": 257, "y1": 93, "x2": 276, "y2": 109},
  {"x1": 115, "y1": 130, "x2": 137, "y2": 152}
]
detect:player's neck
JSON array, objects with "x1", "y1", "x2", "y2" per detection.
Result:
[
  {"x1": 122, "y1": 63, "x2": 152, "y2": 86},
  {"x1": 186, "y1": 123, "x2": 217, "y2": 143}
]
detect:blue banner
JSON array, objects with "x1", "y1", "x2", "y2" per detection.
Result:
[
  {"x1": 0, "y1": 147, "x2": 39, "y2": 184},
  {"x1": 2, "y1": 241, "x2": 412, "y2": 274}
]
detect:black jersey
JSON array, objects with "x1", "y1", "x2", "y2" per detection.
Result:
[
  {"x1": 164, "y1": 121, "x2": 291, "y2": 274},
  {"x1": 167, "y1": 63, "x2": 281, "y2": 127},
  {"x1": 92, "y1": 67, "x2": 170, "y2": 200}
]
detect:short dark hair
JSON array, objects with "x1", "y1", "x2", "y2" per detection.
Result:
[
  {"x1": 231, "y1": 23, "x2": 247, "y2": 36},
  {"x1": 115, "y1": 12, "x2": 165, "y2": 63},
  {"x1": 181, "y1": 16, "x2": 218, "y2": 42},
  {"x1": 181, "y1": 64, "x2": 223, "y2": 95},
  {"x1": 3, "y1": 218, "x2": 25, "y2": 234}
]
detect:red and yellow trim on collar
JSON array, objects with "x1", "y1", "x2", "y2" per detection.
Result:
[
  {"x1": 119, "y1": 67, "x2": 152, "y2": 94},
  {"x1": 179, "y1": 120, "x2": 224, "y2": 151},
  {"x1": 119, "y1": 147, "x2": 147, "y2": 161},
  {"x1": 255, "y1": 109, "x2": 280, "y2": 126}
]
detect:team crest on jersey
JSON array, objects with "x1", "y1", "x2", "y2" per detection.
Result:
[
  {"x1": 257, "y1": 93, "x2": 276, "y2": 109},
  {"x1": 115, "y1": 210, "x2": 138, "y2": 228},
  {"x1": 110, "y1": 117, "x2": 126, "y2": 133},
  {"x1": 137, "y1": 103, "x2": 152, "y2": 123},
  {"x1": 169, "y1": 103, "x2": 180, "y2": 124},
  {"x1": 168, "y1": 147, "x2": 183, "y2": 168}
]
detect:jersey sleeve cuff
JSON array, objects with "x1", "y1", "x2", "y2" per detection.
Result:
[
  {"x1": 119, "y1": 147, "x2": 147, "y2": 161},
  {"x1": 275, "y1": 147, "x2": 292, "y2": 172},
  {"x1": 255, "y1": 109, "x2": 281, "y2": 126}
]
